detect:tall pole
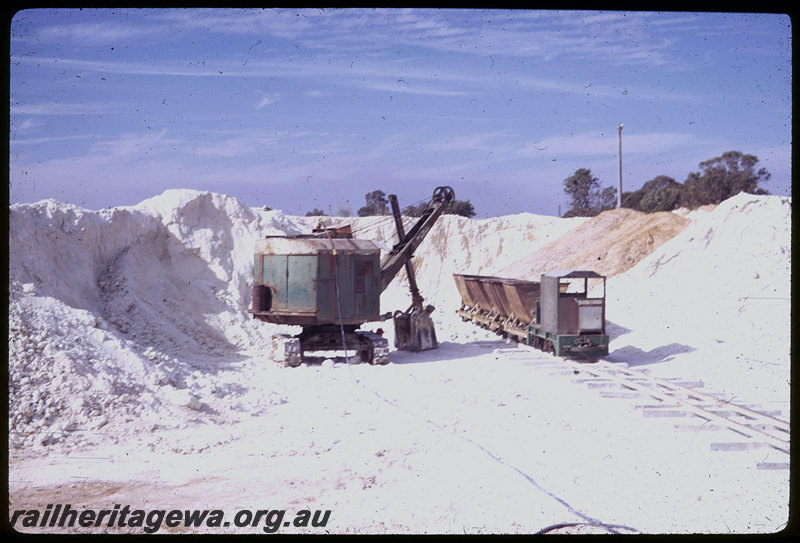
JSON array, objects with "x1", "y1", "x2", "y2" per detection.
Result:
[{"x1": 617, "y1": 123, "x2": 623, "y2": 208}]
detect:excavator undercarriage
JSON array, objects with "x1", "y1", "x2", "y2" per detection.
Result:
[{"x1": 272, "y1": 327, "x2": 390, "y2": 367}]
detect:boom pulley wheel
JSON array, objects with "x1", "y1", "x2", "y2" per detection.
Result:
[{"x1": 433, "y1": 186, "x2": 455, "y2": 204}]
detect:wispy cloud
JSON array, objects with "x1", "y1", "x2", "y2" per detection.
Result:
[
  {"x1": 10, "y1": 101, "x2": 111, "y2": 116},
  {"x1": 54, "y1": 23, "x2": 154, "y2": 44},
  {"x1": 90, "y1": 129, "x2": 179, "y2": 158},
  {"x1": 11, "y1": 55, "x2": 248, "y2": 77},
  {"x1": 427, "y1": 130, "x2": 515, "y2": 153},
  {"x1": 11, "y1": 9, "x2": 709, "y2": 105},
  {"x1": 366, "y1": 82, "x2": 470, "y2": 97},
  {"x1": 255, "y1": 94, "x2": 278, "y2": 110},
  {"x1": 522, "y1": 131, "x2": 703, "y2": 157},
  {"x1": 190, "y1": 134, "x2": 281, "y2": 158}
]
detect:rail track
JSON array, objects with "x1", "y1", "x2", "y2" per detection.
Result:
[{"x1": 496, "y1": 341, "x2": 790, "y2": 468}]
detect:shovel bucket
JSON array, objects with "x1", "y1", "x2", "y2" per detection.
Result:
[{"x1": 393, "y1": 306, "x2": 438, "y2": 351}]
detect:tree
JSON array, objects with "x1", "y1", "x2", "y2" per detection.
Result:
[
  {"x1": 623, "y1": 175, "x2": 682, "y2": 213},
  {"x1": 621, "y1": 190, "x2": 645, "y2": 211},
  {"x1": 445, "y1": 199, "x2": 476, "y2": 218},
  {"x1": 404, "y1": 202, "x2": 429, "y2": 218},
  {"x1": 595, "y1": 186, "x2": 617, "y2": 212},
  {"x1": 399, "y1": 199, "x2": 476, "y2": 218},
  {"x1": 305, "y1": 208, "x2": 327, "y2": 217},
  {"x1": 563, "y1": 168, "x2": 596, "y2": 216},
  {"x1": 357, "y1": 190, "x2": 390, "y2": 216},
  {"x1": 681, "y1": 151, "x2": 770, "y2": 208},
  {"x1": 641, "y1": 175, "x2": 679, "y2": 193},
  {"x1": 562, "y1": 168, "x2": 617, "y2": 217},
  {"x1": 639, "y1": 184, "x2": 682, "y2": 212}
]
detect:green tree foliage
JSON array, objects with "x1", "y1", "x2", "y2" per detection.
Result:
[
  {"x1": 403, "y1": 199, "x2": 476, "y2": 218},
  {"x1": 596, "y1": 186, "x2": 617, "y2": 212},
  {"x1": 640, "y1": 184, "x2": 682, "y2": 213},
  {"x1": 680, "y1": 151, "x2": 770, "y2": 207},
  {"x1": 404, "y1": 202, "x2": 429, "y2": 217},
  {"x1": 562, "y1": 168, "x2": 617, "y2": 217},
  {"x1": 620, "y1": 151, "x2": 771, "y2": 213},
  {"x1": 622, "y1": 175, "x2": 682, "y2": 213},
  {"x1": 357, "y1": 190, "x2": 390, "y2": 217},
  {"x1": 620, "y1": 190, "x2": 644, "y2": 210},
  {"x1": 640, "y1": 186, "x2": 682, "y2": 212},
  {"x1": 445, "y1": 199, "x2": 476, "y2": 218}
]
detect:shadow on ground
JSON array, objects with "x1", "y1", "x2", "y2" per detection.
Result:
[
  {"x1": 302, "y1": 340, "x2": 508, "y2": 366},
  {"x1": 605, "y1": 319, "x2": 632, "y2": 341},
  {"x1": 605, "y1": 343, "x2": 696, "y2": 367}
]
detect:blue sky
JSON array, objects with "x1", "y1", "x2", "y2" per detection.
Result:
[{"x1": 9, "y1": 9, "x2": 792, "y2": 218}]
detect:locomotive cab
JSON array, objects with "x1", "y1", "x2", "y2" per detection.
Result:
[{"x1": 536, "y1": 270, "x2": 608, "y2": 357}]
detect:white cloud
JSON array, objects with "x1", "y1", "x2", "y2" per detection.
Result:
[
  {"x1": 10, "y1": 101, "x2": 111, "y2": 116},
  {"x1": 522, "y1": 131, "x2": 702, "y2": 157},
  {"x1": 35, "y1": 19, "x2": 163, "y2": 46},
  {"x1": 255, "y1": 95, "x2": 278, "y2": 110}
]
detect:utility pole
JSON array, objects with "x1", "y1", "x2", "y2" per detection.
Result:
[{"x1": 617, "y1": 123, "x2": 623, "y2": 208}]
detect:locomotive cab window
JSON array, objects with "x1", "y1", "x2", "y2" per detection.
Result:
[
  {"x1": 558, "y1": 277, "x2": 584, "y2": 295},
  {"x1": 558, "y1": 276, "x2": 606, "y2": 298}
]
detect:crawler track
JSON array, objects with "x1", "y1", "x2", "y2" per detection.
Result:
[{"x1": 507, "y1": 342, "x2": 790, "y2": 465}]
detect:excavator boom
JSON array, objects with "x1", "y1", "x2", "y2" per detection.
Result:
[
  {"x1": 380, "y1": 185, "x2": 454, "y2": 352},
  {"x1": 379, "y1": 186, "x2": 454, "y2": 292}
]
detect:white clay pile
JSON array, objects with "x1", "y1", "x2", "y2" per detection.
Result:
[{"x1": 7, "y1": 189, "x2": 791, "y2": 455}]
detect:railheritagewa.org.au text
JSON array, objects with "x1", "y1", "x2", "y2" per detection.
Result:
[{"x1": 10, "y1": 504, "x2": 331, "y2": 533}]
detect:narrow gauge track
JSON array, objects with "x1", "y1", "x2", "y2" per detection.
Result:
[
  {"x1": 454, "y1": 271, "x2": 788, "y2": 466},
  {"x1": 508, "y1": 342, "x2": 790, "y2": 461}
]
